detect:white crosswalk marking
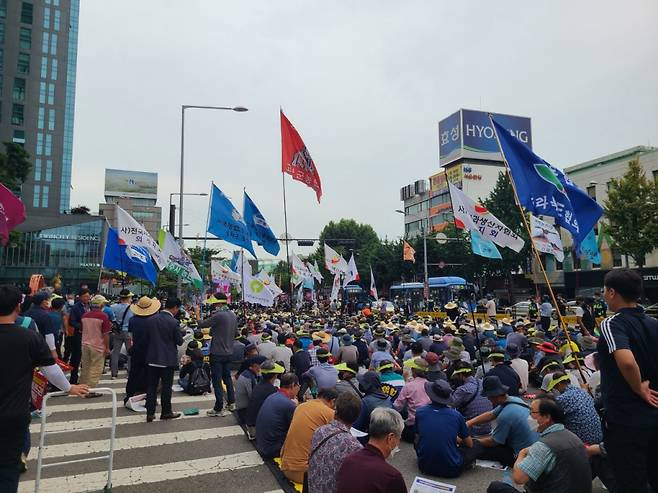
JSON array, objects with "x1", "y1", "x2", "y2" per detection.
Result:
[
  {"x1": 18, "y1": 451, "x2": 263, "y2": 493},
  {"x1": 39, "y1": 426, "x2": 243, "y2": 459},
  {"x1": 97, "y1": 378, "x2": 128, "y2": 384},
  {"x1": 44, "y1": 393, "x2": 213, "y2": 413}
]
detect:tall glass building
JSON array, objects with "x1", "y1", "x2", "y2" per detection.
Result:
[{"x1": 0, "y1": 0, "x2": 80, "y2": 224}]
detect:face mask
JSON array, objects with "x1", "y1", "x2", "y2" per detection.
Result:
[
  {"x1": 527, "y1": 415, "x2": 539, "y2": 432},
  {"x1": 68, "y1": 300, "x2": 74, "y2": 306},
  {"x1": 389, "y1": 446, "x2": 401, "y2": 459}
]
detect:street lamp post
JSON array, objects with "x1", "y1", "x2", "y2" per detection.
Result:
[
  {"x1": 178, "y1": 105, "x2": 247, "y2": 298},
  {"x1": 395, "y1": 209, "x2": 429, "y2": 302},
  {"x1": 169, "y1": 192, "x2": 208, "y2": 235}
]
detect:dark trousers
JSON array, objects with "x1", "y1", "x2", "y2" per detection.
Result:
[
  {"x1": 125, "y1": 360, "x2": 148, "y2": 403},
  {"x1": 401, "y1": 424, "x2": 416, "y2": 443},
  {"x1": 145, "y1": 366, "x2": 174, "y2": 417},
  {"x1": 418, "y1": 444, "x2": 479, "y2": 478},
  {"x1": 0, "y1": 425, "x2": 27, "y2": 493},
  {"x1": 590, "y1": 455, "x2": 618, "y2": 493},
  {"x1": 487, "y1": 481, "x2": 520, "y2": 493},
  {"x1": 67, "y1": 333, "x2": 82, "y2": 384},
  {"x1": 55, "y1": 333, "x2": 63, "y2": 360},
  {"x1": 540, "y1": 316, "x2": 551, "y2": 331},
  {"x1": 209, "y1": 355, "x2": 234, "y2": 412},
  {"x1": 604, "y1": 422, "x2": 658, "y2": 493},
  {"x1": 472, "y1": 439, "x2": 516, "y2": 467}
]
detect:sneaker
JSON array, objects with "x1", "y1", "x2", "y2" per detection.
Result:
[
  {"x1": 111, "y1": 376, "x2": 117, "y2": 380},
  {"x1": 227, "y1": 403, "x2": 236, "y2": 412},
  {"x1": 160, "y1": 412, "x2": 181, "y2": 420},
  {"x1": 20, "y1": 454, "x2": 27, "y2": 474},
  {"x1": 146, "y1": 414, "x2": 155, "y2": 423},
  {"x1": 220, "y1": 408, "x2": 231, "y2": 417},
  {"x1": 85, "y1": 392, "x2": 103, "y2": 399},
  {"x1": 207, "y1": 409, "x2": 222, "y2": 417}
]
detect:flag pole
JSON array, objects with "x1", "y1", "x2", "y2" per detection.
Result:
[
  {"x1": 97, "y1": 219, "x2": 109, "y2": 292},
  {"x1": 240, "y1": 248, "x2": 247, "y2": 319},
  {"x1": 488, "y1": 115, "x2": 589, "y2": 387},
  {"x1": 202, "y1": 182, "x2": 213, "y2": 291},
  {"x1": 281, "y1": 172, "x2": 295, "y2": 323}
]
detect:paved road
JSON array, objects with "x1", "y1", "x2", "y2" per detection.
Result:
[{"x1": 20, "y1": 373, "x2": 605, "y2": 492}]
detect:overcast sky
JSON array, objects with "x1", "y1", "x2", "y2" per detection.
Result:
[{"x1": 70, "y1": 0, "x2": 658, "y2": 259}]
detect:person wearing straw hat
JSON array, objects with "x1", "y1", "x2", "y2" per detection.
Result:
[
  {"x1": 335, "y1": 362, "x2": 361, "y2": 398},
  {"x1": 415, "y1": 379, "x2": 476, "y2": 478},
  {"x1": 245, "y1": 360, "x2": 285, "y2": 441},
  {"x1": 486, "y1": 351, "x2": 521, "y2": 397},
  {"x1": 395, "y1": 357, "x2": 431, "y2": 442},
  {"x1": 79, "y1": 295, "x2": 112, "y2": 397},
  {"x1": 548, "y1": 371, "x2": 602, "y2": 446}
]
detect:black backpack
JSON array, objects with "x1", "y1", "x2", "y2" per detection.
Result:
[{"x1": 187, "y1": 365, "x2": 211, "y2": 395}]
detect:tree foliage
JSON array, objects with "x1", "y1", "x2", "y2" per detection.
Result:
[
  {"x1": 187, "y1": 246, "x2": 222, "y2": 281},
  {"x1": 604, "y1": 158, "x2": 658, "y2": 267},
  {"x1": 70, "y1": 205, "x2": 91, "y2": 215},
  {"x1": 0, "y1": 142, "x2": 31, "y2": 190}
]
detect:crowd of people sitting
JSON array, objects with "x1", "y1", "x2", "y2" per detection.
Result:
[{"x1": 2, "y1": 268, "x2": 658, "y2": 493}]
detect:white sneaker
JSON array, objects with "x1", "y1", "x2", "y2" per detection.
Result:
[
  {"x1": 220, "y1": 408, "x2": 231, "y2": 417},
  {"x1": 227, "y1": 403, "x2": 236, "y2": 412},
  {"x1": 206, "y1": 409, "x2": 222, "y2": 417}
]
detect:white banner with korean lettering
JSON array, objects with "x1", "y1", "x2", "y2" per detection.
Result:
[
  {"x1": 243, "y1": 274, "x2": 275, "y2": 307},
  {"x1": 530, "y1": 215, "x2": 564, "y2": 262},
  {"x1": 115, "y1": 205, "x2": 167, "y2": 269},
  {"x1": 448, "y1": 182, "x2": 524, "y2": 253},
  {"x1": 211, "y1": 260, "x2": 241, "y2": 285}
]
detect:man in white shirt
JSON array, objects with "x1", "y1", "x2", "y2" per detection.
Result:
[{"x1": 506, "y1": 343, "x2": 529, "y2": 394}]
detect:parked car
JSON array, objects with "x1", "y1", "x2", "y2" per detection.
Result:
[{"x1": 505, "y1": 301, "x2": 530, "y2": 318}]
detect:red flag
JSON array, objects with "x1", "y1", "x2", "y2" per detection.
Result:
[
  {"x1": 281, "y1": 110, "x2": 322, "y2": 203},
  {"x1": 0, "y1": 183, "x2": 26, "y2": 245},
  {"x1": 403, "y1": 241, "x2": 416, "y2": 263}
]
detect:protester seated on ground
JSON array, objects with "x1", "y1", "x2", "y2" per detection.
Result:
[
  {"x1": 280, "y1": 387, "x2": 338, "y2": 484},
  {"x1": 246, "y1": 361, "x2": 285, "y2": 440},
  {"x1": 334, "y1": 362, "x2": 361, "y2": 398},
  {"x1": 429, "y1": 334, "x2": 448, "y2": 356},
  {"x1": 235, "y1": 355, "x2": 267, "y2": 424},
  {"x1": 562, "y1": 352, "x2": 592, "y2": 385},
  {"x1": 257, "y1": 331, "x2": 277, "y2": 360},
  {"x1": 255, "y1": 373, "x2": 300, "y2": 459},
  {"x1": 272, "y1": 333, "x2": 293, "y2": 371},
  {"x1": 506, "y1": 343, "x2": 529, "y2": 394},
  {"x1": 301, "y1": 348, "x2": 338, "y2": 398},
  {"x1": 352, "y1": 370, "x2": 393, "y2": 434},
  {"x1": 530, "y1": 341, "x2": 561, "y2": 386},
  {"x1": 424, "y1": 351, "x2": 447, "y2": 382},
  {"x1": 546, "y1": 371, "x2": 602, "y2": 445},
  {"x1": 466, "y1": 376, "x2": 538, "y2": 467},
  {"x1": 377, "y1": 362, "x2": 405, "y2": 403},
  {"x1": 394, "y1": 357, "x2": 431, "y2": 442},
  {"x1": 336, "y1": 407, "x2": 407, "y2": 493},
  {"x1": 448, "y1": 362, "x2": 493, "y2": 436},
  {"x1": 370, "y1": 338, "x2": 395, "y2": 369},
  {"x1": 352, "y1": 330, "x2": 370, "y2": 367},
  {"x1": 178, "y1": 341, "x2": 211, "y2": 395},
  {"x1": 307, "y1": 392, "x2": 363, "y2": 493},
  {"x1": 415, "y1": 379, "x2": 476, "y2": 478},
  {"x1": 487, "y1": 397, "x2": 592, "y2": 493},
  {"x1": 403, "y1": 341, "x2": 426, "y2": 362},
  {"x1": 290, "y1": 339, "x2": 311, "y2": 381},
  {"x1": 485, "y1": 351, "x2": 521, "y2": 396},
  {"x1": 236, "y1": 344, "x2": 258, "y2": 377},
  {"x1": 336, "y1": 334, "x2": 359, "y2": 366}
]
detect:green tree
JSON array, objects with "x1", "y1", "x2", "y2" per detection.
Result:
[
  {"x1": 187, "y1": 246, "x2": 222, "y2": 281},
  {"x1": 70, "y1": 205, "x2": 91, "y2": 215},
  {"x1": 0, "y1": 142, "x2": 31, "y2": 190},
  {"x1": 604, "y1": 158, "x2": 658, "y2": 268}
]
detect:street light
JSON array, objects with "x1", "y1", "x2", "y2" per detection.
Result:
[
  {"x1": 395, "y1": 209, "x2": 429, "y2": 302},
  {"x1": 169, "y1": 192, "x2": 208, "y2": 235},
  {"x1": 178, "y1": 105, "x2": 248, "y2": 297}
]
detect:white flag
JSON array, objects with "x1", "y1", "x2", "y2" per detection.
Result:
[
  {"x1": 311, "y1": 260, "x2": 324, "y2": 282},
  {"x1": 115, "y1": 205, "x2": 167, "y2": 269},
  {"x1": 324, "y1": 244, "x2": 348, "y2": 275},
  {"x1": 291, "y1": 254, "x2": 312, "y2": 287},
  {"x1": 211, "y1": 260, "x2": 241, "y2": 285},
  {"x1": 296, "y1": 285, "x2": 304, "y2": 308},
  {"x1": 448, "y1": 182, "x2": 524, "y2": 253},
  {"x1": 370, "y1": 266, "x2": 378, "y2": 301},
  {"x1": 158, "y1": 230, "x2": 203, "y2": 289},
  {"x1": 243, "y1": 273, "x2": 274, "y2": 307},
  {"x1": 256, "y1": 271, "x2": 283, "y2": 297},
  {"x1": 330, "y1": 273, "x2": 341, "y2": 302},
  {"x1": 235, "y1": 250, "x2": 252, "y2": 278},
  {"x1": 343, "y1": 254, "x2": 360, "y2": 287},
  {"x1": 530, "y1": 215, "x2": 564, "y2": 262}
]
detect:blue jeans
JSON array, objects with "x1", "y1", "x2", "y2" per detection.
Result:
[{"x1": 210, "y1": 355, "x2": 235, "y2": 411}]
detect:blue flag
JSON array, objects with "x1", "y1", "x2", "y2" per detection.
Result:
[
  {"x1": 491, "y1": 118, "x2": 603, "y2": 249},
  {"x1": 103, "y1": 227, "x2": 157, "y2": 285},
  {"x1": 207, "y1": 184, "x2": 257, "y2": 258},
  {"x1": 576, "y1": 228, "x2": 601, "y2": 264},
  {"x1": 471, "y1": 230, "x2": 502, "y2": 259},
  {"x1": 229, "y1": 251, "x2": 240, "y2": 272},
  {"x1": 243, "y1": 192, "x2": 280, "y2": 256}
]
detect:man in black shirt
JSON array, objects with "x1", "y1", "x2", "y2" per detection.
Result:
[
  {"x1": 0, "y1": 285, "x2": 88, "y2": 492},
  {"x1": 485, "y1": 352, "x2": 521, "y2": 397},
  {"x1": 598, "y1": 269, "x2": 658, "y2": 493}
]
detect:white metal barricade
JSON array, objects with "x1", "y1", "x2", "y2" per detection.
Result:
[{"x1": 34, "y1": 387, "x2": 117, "y2": 493}]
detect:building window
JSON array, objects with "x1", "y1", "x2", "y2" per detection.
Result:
[
  {"x1": 17, "y1": 53, "x2": 30, "y2": 74},
  {"x1": 43, "y1": 6, "x2": 50, "y2": 28},
  {"x1": 36, "y1": 133, "x2": 43, "y2": 155},
  {"x1": 45, "y1": 159, "x2": 52, "y2": 181},
  {"x1": 48, "y1": 109, "x2": 54, "y2": 130},
  {"x1": 47, "y1": 83, "x2": 54, "y2": 104},
  {"x1": 53, "y1": 9, "x2": 60, "y2": 31},
  {"x1": 12, "y1": 78, "x2": 26, "y2": 102},
  {"x1": 50, "y1": 58, "x2": 57, "y2": 80},
  {"x1": 34, "y1": 158, "x2": 41, "y2": 180},
  {"x1": 12, "y1": 129, "x2": 25, "y2": 144},
  {"x1": 0, "y1": 22, "x2": 5, "y2": 44},
  {"x1": 19, "y1": 27, "x2": 31, "y2": 49},
  {"x1": 41, "y1": 185, "x2": 48, "y2": 207},
  {"x1": 45, "y1": 134, "x2": 52, "y2": 155},
  {"x1": 42, "y1": 32, "x2": 49, "y2": 53},
  {"x1": 37, "y1": 107, "x2": 44, "y2": 128},
  {"x1": 11, "y1": 104, "x2": 24, "y2": 125},
  {"x1": 0, "y1": 0, "x2": 6, "y2": 19},
  {"x1": 39, "y1": 81, "x2": 46, "y2": 103},
  {"x1": 586, "y1": 185, "x2": 596, "y2": 200},
  {"x1": 50, "y1": 33, "x2": 57, "y2": 54},
  {"x1": 33, "y1": 185, "x2": 40, "y2": 207},
  {"x1": 40, "y1": 56, "x2": 47, "y2": 78},
  {"x1": 53, "y1": 0, "x2": 59, "y2": 6},
  {"x1": 21, "y1": 2, "x2": 33, "y2": 24}
]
